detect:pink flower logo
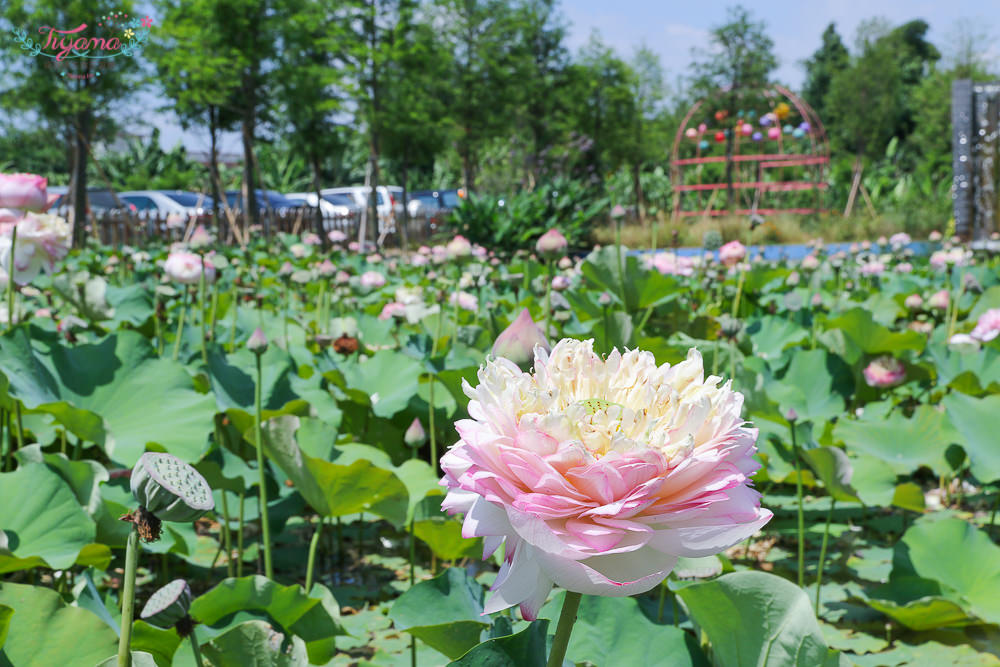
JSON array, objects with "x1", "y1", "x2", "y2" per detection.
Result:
[{"x1": 141, "y1": 16, "x2": 153, "y2": 28}]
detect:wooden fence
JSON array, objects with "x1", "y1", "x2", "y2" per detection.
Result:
[{"x1": 85, "y1": 206, "x2": 443, "y2": 248}]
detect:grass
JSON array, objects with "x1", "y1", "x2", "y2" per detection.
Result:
[{"x1": 593, "y1": 211, "x2": 938, "y2": 249}]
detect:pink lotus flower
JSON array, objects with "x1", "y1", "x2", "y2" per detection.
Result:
[
  {"x1": 889, "y1": 232, "x2": 911, "y2": 248},
  {"x1": 328, "y1": 230, "x2": 348, "y2": 243},
  {"x1": 302, "y1": 232, "x2": 321, "y2": 246},
  {"x1": 492, "y1": 308, "x2": 549, "y2": 369},
  {"x1": 378, "y1": 301, "x2": 407, "y2": 320},
  {"x1": 859, "y1": 261, "x2": 885, "y2": 276},
  {"x1": 188, "y1": 225, "x2": 213, "y2": 249},
  {"x1": 929, "y1": 230, "x2": 942, "y2": 242},
  {"x1": 904, "y1": 294, "x2": 923, "y2": 310},
  {"x1": 164, "y1": 250, "x2": 215, "y2": 285},
  {"x1": 970, "y1": 308, "x2": 1000, "y2": 343},
  {"x1": 418, "y1": 245, "x2": 432, "y2": 255},
  {"x1": 446, "y1": 235, "x2": 472, "y2": 259},
  {"x1": 317, "y1": 259, "x2": 336, "y2": 276},
  {"x1": 0, "y1": 173, "x2": 49, "y2": 215},
  {"x1": 536, "y1": 229, "x2": 568, "y2": 258},
  {"x1": 929, "y1": 289, "x2": 950, "y2": 310},
  {"x1": 863, "y1": 356, "x2": 906, "y2": 388},
  {"x1": 649, "y1": 252, "x2": 695, "y2": 277},
  {"x1": 441, "y1": 339, "x2": 771, "y2": 619},
  {"x1": 800, "y1": 254, "x2": 820, "y2": 270},
  {"x1": 348, "y1": 241, "x2": 360, "y2": 252},
  {"x1": 718, "y1": 240, "x2": 746, "y2": 267},
  {"x1": 0, "y1": 213, "x2": 72, "y2": 285},
  {"x1": 450, "y1": 290, "x2": 478, "y2": 311},
  {"x1": 359, "y1": 271, "x2": 386, "y2": 289},
  {"x1": 335, "y1": 270, "x2": 351, "y2": 285},
  {"x1": 551, "y1": 275, "x2": 570, "y2": 291},
  {"x1": 895, "y1": 262, "x2": 913, "y2": 273},
  {"x1": 411, "y1": 253, "x2": 429, "y2": 267}
]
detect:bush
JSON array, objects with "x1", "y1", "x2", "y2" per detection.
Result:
[{"x1": 448, "y1": 177, "x2": 608, "y2": 254}]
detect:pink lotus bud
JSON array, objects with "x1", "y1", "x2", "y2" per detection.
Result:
[
  {"x1": 247, "y1": 327, "x2": 268, "y2": 354},
  {"x1": 378, "y1": 302, "x2": 406, "y2": 320},
  {"x1": 491, "y1": 308, "x2": 550, "y2": 369},
  {"x1": 551, "y1": 275, "x2": 570, "y2": 291},
  {"x1": 558, "y1": 256, "x2": 572, "y2": 270},
  {"x1": 404, "y1": 418, "x2": 427, "y2": 447},
  {"x1": 598, "y1": 292, "x2": 612, "y2": 305},
  {"x1": 784, "y1": 408, "x2": 798, "y2": 422},
  {"x1": 535, "y1": 229, "x2": 568, "y2": 258},
  {"x1": 278, "y1": 261, "x2": 295, "y2": 277},
  {"x1": 359, "y1": 271, "x2": 386, "y2": 289},
  {"x1": 863, "y1": 356, "x2": 905, "y2": 388},
  {"x1": 446, "y1": 235, "x2": 472, "y2": 258},
  {"x1": 302, "y1": 232, "x2": 321, "y2": 246},
  {"x1": 335, "y1": 270, "x2": 350, "y2": 285},
  {"x1": 970, "y1": 308, "x2": 1000, "y2": 342},
  {"x1": 904, "y1": 294, "x2": 923, "y2": 310},
  {"x1": 164, "y1": 250, "x2": 215, "y2": 285},
  {"x1": 328, "y1": 230, "x2": 347, "y2": 243},
  {"x1": 317, "y1": 259, "x2": 336, "y2": 276},
  {"x1": 0, "y1": 172, "x2": 49, "y2": 213},
  {"x1": 718, "y1": 240, "x2": 746, "y2": 267},
  {"x1": 189, "y1": 225, "x2": 213, "y2": 249},
  {"x1": 610, "y1": 205, "x2": 626, "y2": 219},
  {"x1": 928, "y1": 289, "x2": 949, "y2": 310}
]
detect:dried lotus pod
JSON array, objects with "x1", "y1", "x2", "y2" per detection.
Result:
[
  {"x1": 140, "y1": 579, "x2": 193, "y2": 632},
  {"x1": 131, "y1": 453, "x2": 214, "y2": 523}
]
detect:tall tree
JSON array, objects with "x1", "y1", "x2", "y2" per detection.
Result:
[
  {"x1": 626, "y1": 45, "x2": 667, "y2": 222},
  {"x1": 690, "y1": 5, "x2": 777, "y2": 209},
  {"x1": 2, "y1": 0, "x2": 144, "y2": 246},
  {"x1": 802, "y1": 23, "x2": 849, "y2": 122}
]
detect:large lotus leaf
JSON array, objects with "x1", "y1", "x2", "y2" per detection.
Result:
[
  {"x1": 190, "y1": 576, "x2": 344, "y2": 665},
  {"x1": 537, "y1": 592, "x2": 708, "y2": 667},
  {"x1": 13, "y1": 443, "x2": 108, "y2": 517},
  {"x1": 580, "y1": 246, "x2": 678, "y2": 312},
  {"x1": 865, "y1": 590, "x2": 979, "y2": 631},
  {"x1": 105, "y1": 283, "x2": 155, "y2": 327},
  {"x1": 746, "y1": 315, "x2": 810, "y2": 361},
  {"x1": 0, "y1": 463, "x2": 100, "y2": 573},
  {"x1": 0, "y1": 328, "x2": 215, "y2": 466},
  {"x1": 926, "y1": 343, "x2": 1000, "y2": 395},
  {"x1": 893, "y1": 517, "x2": 1000, "y2": 625},
  {"x1": 413, "y1": 495, "x2": 483, "y2": 561},
  {"x1": 676, "y1": 571, "x2": 842, "y2": 667},
  {"x1": 389, "y1": 567, "x2": 489, "y2": 659},
  {"x1": 833, "y1": 405, "x2": 958, "y2": 475},
  {"x1": 819, "y1": 308, "x2": 925, "y2": 363},
  {"x1": 129, "y1": 620, "x2": 183, "y2": 667},
  {"x1": 95, "y1": 652, "x2": 157, "y2": 667},
  {"x1": 201, "y1": 620, "x2": 310, "y2": 666},
  {"x1": 850, "y1": 640, "x2": 1000, "y2": 667},
  {"x1": 943, "y1": 392, "x2": 1000, "y2": 484},
  {"x1": 0, "y1": 583, "x2": 118, "y2": 666},
  {"x1": 338, "y1": 349, "x2": 424, "y2": 418},
  {"x1": 801, "y1": 446, "x2": 860, "y2": 503},
  {"x1": 766, "y1": 349, "x2": 848, "y2": 422},
  {"x1": 448, "y1": 619, "x2": 549, "y2": 667},
  {"x1": 260, "y1": 416, "x2": 409, "y2": 525}
]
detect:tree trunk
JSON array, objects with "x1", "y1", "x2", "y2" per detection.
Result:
[
  {"x1": 71, "y1": 109, "x2": 91, "y2": 248},
  {"x1": 633, "y1": 161, "x2": 644, "y2": 225},
  {"x1": 208, "y1": 105, "x2": 223, "y2": 237},
  {"x1": 311, "y1": 152, "x2": 326, "y2": 248}
]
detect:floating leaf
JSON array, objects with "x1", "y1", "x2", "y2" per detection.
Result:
[{"x1": 389, "y1": 568, "x2": 489, "y2": 659}]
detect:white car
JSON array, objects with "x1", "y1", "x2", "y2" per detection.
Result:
[
  {"x1": 119, "y1": 190, "x2": 214, "y2": 225},
  {"x1": 320, "y1": 185, "x2": 401, "y2": 228}
]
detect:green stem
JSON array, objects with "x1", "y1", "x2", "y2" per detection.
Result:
[
  {"x1": 317, "y1": 280, "x2": 326, "y2": 331},
  {"x1": 198, "y1": 259, "x2": 208, "y2": 364},
  {"x1": 254, "y1": 353, "x2": 273, "y2": 579},
  {"x1": 815, "y1": 498, "x2": 835, "y2": 615},
  {"x1": 172, "y1": 289, "x2": 188, "y2": 361},
  {"x1": 305, "y1": 516, "x2": 324, "y2": 593},
  {"x1": 237, "y1": 489, "x2": 245, "y2": 577},
  {"x1": 220, "y1": 489, "x2": 233, "y2": 578},
  {"x1": 989, "y1": 486, "x2": 999, "y2": 529},
  {"x1": 117, "y1": 526, "x2": 140, "y2": 667},
  {"x1": 656, "y1": 581, "x2": 666, "y2": 623},
  {"x1": 428, "y1": 378, "x2": 437, "y2": 472},
  {"x1": 791, "y1": 423, "x2": 805, "y2": 588},
  {"x1": 228, "y1": 285, "x2": 239, "y2": 353},
  {"x1": 190, "y1": 633, "x2": 203, "y2": 667},
  {"x1": 732, "y1": 269, "x2": 746, "y2": 317},
  {"x1": 615, "y1": 219, "x2": 625, "y2": 302},
  {"x1": 544, "y1": 260, "x2": 553, "y2": 340},
  {"x1": 6, "y1": 226, "x2": 16, "y2": 331},
  {"x1": 282, "y1": 281, "x2": 289, "y2": 347},
  {"x1": 13, "y1": 401, "x2": 23, "y2": 452},
  {"x1": 152, "y1": 292, "x2": 162, "y2": 355},
  {"x1": 546, "y1": 591, "x2": 582, "y2": 667},
  {"x1": 0, "y1": 409, "x2": 7, "y2": 472}
]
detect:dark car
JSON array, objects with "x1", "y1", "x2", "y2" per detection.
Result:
[
  {"x1": 49, "y1": 188, "x2": 136, "y2": 217},
  {"x1": 223, "y1": 189, "x2": 304, "y2": 214}
]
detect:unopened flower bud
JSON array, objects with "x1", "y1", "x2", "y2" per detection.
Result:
[{"x1": 247, "y1": 327, "x2": 268, "y2": 354}]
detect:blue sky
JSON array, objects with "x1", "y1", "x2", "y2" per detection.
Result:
[{"x1": 150, "y1": 0, "x2": 996, "y2": 153}]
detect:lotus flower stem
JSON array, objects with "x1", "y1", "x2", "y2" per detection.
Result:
[
  {"x1": 6, "y1": 226, "x2": 15, "y2": 331},
  {"x1": 172, "y1": 289, "x2": 188, "y2": 361},
  {"x1": 615, "y1": 219, "x2": 625, "y2": 301},
  {"x1": 237, "y1": 488, "x2": 245, "y2": 577},
  {"x1": 12, "y1": 402, "x2": 23, "y2": 453},
  {"x1": 254, "y1": 353, "x2": 274, "y2": 579},
  {"x1": 947, "y1": 272, "x2": 965, "y2": 340},
  {"x1": 732, "y1": 269, "x2": 746, "y2": 318},
  {"x1": 198, "y1": 260, "x2": 208, "y2": 364},
  {"x1": 152, "y1": 292, "x2": 162, "y2": 354},
  {"x1": 220, "y1": 490, "x2": 234, "y2": 578},
  {"x1": 228, "y1": 285, "x2": 239, "y2": 353},
  {"x1": 989, "y1": 488, "x2": 999, "y2": 529},
  {"x1": 0, "y1": 409, "x2": 7, "y2": 472},
  {"x1": 543, "y1": 260, "x2": 553, "y2": 339},
  {"x1": 190, "y1": 634, "x2": 204, "y2": 666},
  {"x1": 546, "y1": 591, "x2": 582, "y2": 667},
  {"x1": 117, "y1": 525, "x2": 140, "y2": 667},
  {"x1": 316, "y1": 280, "x2": 326, "y2": 332},
  {"x1": 814, "y1": 497, "x2": 835, "y2": 615},
  {"x1": 790, "y1": 421, "x2": 805, "y2": 588},
  {"x1": 209, "y1": 281, "x2": 219, "y2": 339},
  {"x1": 305, "y1": 516, "x2": 324, "y2": 593}
]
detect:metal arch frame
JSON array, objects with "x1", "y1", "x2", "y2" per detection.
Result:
[{"x1": 670, "y1": 85, "x2": 831, "y2": 219}]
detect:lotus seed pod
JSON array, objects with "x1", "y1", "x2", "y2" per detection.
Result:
[
  {"x1": 131, "y1": 453, "x2": 215, "y2": 522},
  {"x1": 140, "y1": 579, "x2": 192, "y2": 629}
]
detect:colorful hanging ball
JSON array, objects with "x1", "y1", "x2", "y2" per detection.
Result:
[
  {"x1": 783, "y1": 124, "x2": 794, "y2": 134},
  {"x1": 798, "y1": 121, "x2": 811, "y2": 132},
  {"x1": 792, "y1": 128, "x2": 805, "y2": 139},
  {"x1": 737, "y1": 110, "x2": 745, "y2": 118},
  {"x1": 697, "y1": 122, "x2": 707, "y2": 133},
  {"x1": 760, "y1": 114, "x2": 772, "y2": 127},
  {"x1": 752, "y1": 131, "x2": 763, "y2": 141},
  {"x1": 767, "y1": 127, "x2": 781, "y2": 140},
  {"x1": 741, "y1": 123, "x2": 753, "y2": 136},
  {"x1": 685, "y1": 127, "x2": 698, "y2": 139},
  {"x1": 698, "y1": 139, "x2": 709, "y2": 150},
  {"x1": 714, "y1": 131, "x2": 726, "y2": 143},
  {"x1": 774, "y1": 102, "x2": 791, "y2": 120},
  {"x1": 747, "y1": 110, "x2": 757, "y2": 119},
  {"x1": 714, "y1": 110, "x2": 728, "y2": 121}
]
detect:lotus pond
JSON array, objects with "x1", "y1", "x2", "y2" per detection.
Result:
[{"x1": 2, "y1": 226, "x2": 1000, "y2": 667}]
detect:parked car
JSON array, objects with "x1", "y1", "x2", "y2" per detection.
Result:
[
  {"x1": 48, "y1": 187, "x2": 136, "y2": 218},
  {"x1": 119, "y1": 191, "x2": 214, "y2": 225},
  {"x1": 320, "y1": 186, "x2": 397, "y2": 231},
  {"x1": 284, "y1": 192, "x2": 359, "y2": 218},
  {"x1": 223, "y1": 190, "x2": 303, "y2": 215},
  {"x1": 409, "y1": 188, "x2": 466, "y2": 215}
]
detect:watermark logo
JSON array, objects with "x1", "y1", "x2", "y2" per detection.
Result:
[{"x1": 10, "y1": 11, "x2": 153, "y2": 79}]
